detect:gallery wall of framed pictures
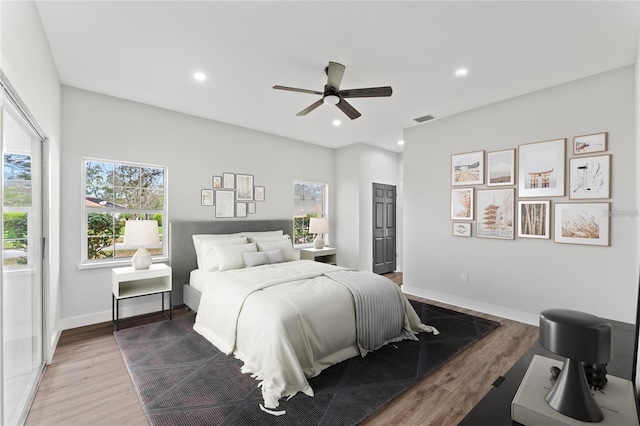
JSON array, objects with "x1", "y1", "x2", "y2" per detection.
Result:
[
  {"x1": 201, "y1": 172, "x2": 266, "y2": 218},
  {"x1": 450, "y1": 132, "x2": 611, "y2": 246}
]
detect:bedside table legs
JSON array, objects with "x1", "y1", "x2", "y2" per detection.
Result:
[{"x1": 112, "y1": 291, "x2": 172, "y2": 331}]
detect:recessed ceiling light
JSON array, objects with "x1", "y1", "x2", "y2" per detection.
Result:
[
  {"x1": 193, "y1": 72, "x2": 207, "y2": 82},
  {"x1": 332, "y1": 119, "x2": 341, "y2": 126},
  {"x1": 397, "y1": 140, "x2": 405, "y2": 145},
  {"x1": 454, "y1": 68, "x2": 468, "y2": 77}
]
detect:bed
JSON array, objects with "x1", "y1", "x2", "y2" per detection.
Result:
[{"x1": 168, "y1": 220, "x2": 438, "y2": 414}]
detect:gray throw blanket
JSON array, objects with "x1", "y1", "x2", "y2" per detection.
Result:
[{"x1": 325, "y1": 270, "x2": 418, "y2": 356}]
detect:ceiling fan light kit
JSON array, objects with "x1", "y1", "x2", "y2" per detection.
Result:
[{"x1": 274, "y1": 61, "x2": 392, "y2": 120}]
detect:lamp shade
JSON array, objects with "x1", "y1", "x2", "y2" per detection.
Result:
[
  {"x1": 124, "y1": 220, "x2": 160, "y2": 246},
  {"x1": 309, "y1": 217, "x2": 329, "y2": 234}
]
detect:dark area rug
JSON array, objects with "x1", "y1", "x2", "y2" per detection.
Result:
[{"x1": 114, "y1": 300, "x2": 499, "y2": 426}]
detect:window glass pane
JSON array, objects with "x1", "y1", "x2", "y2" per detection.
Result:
[
  {"x1": 114, "y1": 186, "x2": 140, "y2": 209},
  {"x1": 87, "y1": 212, "x2": 117, "y2": 259},
  {"x1": 85, "y1": 161, "x2": 114, "y2": 203},
  {"x1": 3, "y1": 212, "x2": 28, "y2": 266},
  {"x1": 293, "y1": 182, "x2": 326, "y2": 244},
  {"x1": 4, "y1": 154, "x2": 32, "y2": 207},
  {"x1": 140, "y1": 188, "x2": 164, "y2": 209},
  {"x1": 114, "y1": 164, "x2": 140, "y2": 187},
  {"x1": 141, "y1": 166, "x2": 164, "y2": 188}
]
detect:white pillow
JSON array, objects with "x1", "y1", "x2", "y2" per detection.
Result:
[
  {"x1": 215, "y1": 243, "x2": 257, "y2": 271},
  {"x1": 199, "y1": 237, "x2": 248, "y2": 271},
  {"x1": 240, "y1": 230, "x2": 284, "y2": 239},
  {"x1": 247, "y1": 234, "x2": 291, "y2": 243},
  {"x1": 192, "y1": 233, "x2": 243, "y2": 269},
  {"x1": 242, "y1": 249, "x2": 285, "y2": 268},
  {"x1": 257, "y1": 239, "x2": 295, "y2": 262}
]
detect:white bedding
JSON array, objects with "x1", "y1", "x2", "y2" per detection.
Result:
[{"x1": 192, "y1": 260, "x2": 437, "y2": 412}]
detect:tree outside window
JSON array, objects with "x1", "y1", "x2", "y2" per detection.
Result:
[
  {"x1": 293, "y1": 181, "x2": 327, "y2": 245},
  {"x1": 3, "y1": 153, "x2": 32, "y2": 267}
]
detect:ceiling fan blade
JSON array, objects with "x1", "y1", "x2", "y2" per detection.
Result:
[
  {"x1": 273, "y1": 85, "x2": 323, "y2": 96},
  {"x1": 296, "y1": 99, "x2": 324, "y2": 116},
  {"x1": 336, "y1": 98, "x2": 361, "y2": 120},
  {"x1": 340, "y1": 86, "x2": 393, "y2": 98},
  {"x1": 326, "y1": 62, "x2": 346, "y2": 90}
]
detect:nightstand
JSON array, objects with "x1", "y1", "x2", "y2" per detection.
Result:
[
  {"x1": 112, "y1": 263, "x2": 172, "y2": 330},
  {"x1": 299, "y1": 247, "x2": 337, "y2": 265}
]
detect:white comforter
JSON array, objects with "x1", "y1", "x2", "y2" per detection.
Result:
[{"x1": 193, "y1": 260, "x2": 436, "y2": 411}]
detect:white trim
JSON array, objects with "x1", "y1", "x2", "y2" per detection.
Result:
[{"x1": 60, "y1": 297, "x2": 171, "y2": 330}]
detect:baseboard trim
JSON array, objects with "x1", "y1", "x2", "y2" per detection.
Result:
[{"x1": 61, "y1": 300, "x2": 171, "y2": 330}]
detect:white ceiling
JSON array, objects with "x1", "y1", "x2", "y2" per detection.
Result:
[{"x1": 35, "y1": 1, "x2": 639, "y2": 153}]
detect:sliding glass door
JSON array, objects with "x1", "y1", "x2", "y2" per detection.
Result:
[{"x1": 1, "y1": 94, "x2": 44, "y2": 425}]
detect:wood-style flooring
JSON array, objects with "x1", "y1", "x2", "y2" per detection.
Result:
[{"x1": 25, "y1": 273, "x2": 538, "y2": 426}]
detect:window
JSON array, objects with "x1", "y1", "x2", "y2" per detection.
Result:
[
  {"x1": 4, "y1": 153, "x2": 33, "y2": 267},
  {"x1": 82, "y1": 158, "x2": 167, "y2": 265},
  {"x1": 293, "y1": 181, "x2": 327, "y2": 245}
]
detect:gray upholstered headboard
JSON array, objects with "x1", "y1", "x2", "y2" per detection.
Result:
[{"x1": 168, "y1": 220, "x2": 294, "y2": 306}]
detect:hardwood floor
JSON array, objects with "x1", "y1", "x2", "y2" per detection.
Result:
[{"x1": 25, "y1": 274, "x2": 538, "y2": 426}]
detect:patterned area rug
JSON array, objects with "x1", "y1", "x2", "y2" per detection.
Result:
[{"x1": 114, "y1": 300, "x2": 498, "y2": 425}]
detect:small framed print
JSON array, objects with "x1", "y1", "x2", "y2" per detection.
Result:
[
  {"x1": 554, "y1": 202, "x2": 609, "y2": 246},
  {"x1": 236, "y1": 174, "x2": 254, "y2": 201},
  {"x1": 223, "y1": 173, "x2": 235, "y2": 189},
  {"x1": 569, "y1": 154, "x2": 610, "y2": 200},
  {"x1": 451, "y1": 188, "x2": 474, "y2": 220},
  {"x1": 451, "y1": 150, "x2": 484, "y2": 186},
  {"x1": 201, "y1": 189, "x2": 214, "y2": 206},
  {"x1": 236, "y1": 202, "x2": 247, "y2": 218},
  {"x1": 476, "y1": 188, "x2": 514, "y2": 240},
  {"x1": 212, "y1": 176, "x2": 222, "y2": 189},
  {"x1": 518, "y1": 200, "x2": 550, "y2": 239},
  {"x1": 452, "y1": 222, "x2": 471, "y2": 237},
  {"x1": 215, "y1": 190, "x2": 235, "y2": 218},
  {"x1": 248, "y1": 202, "x2": 256, "y2": 214},
  {"x1": 255, "y1": 186, "x2": 265, "y2": 201},
  {"x1": 487, "y1": 149, "x2": 515, "y2": 186},
  {"x1": 573, "y1": 132, "x2": 607, "y2": 154},
  {"x1": 518, "y1": 139, "x2": 565, "y2": 198}
]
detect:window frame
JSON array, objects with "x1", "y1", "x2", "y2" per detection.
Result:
[
  {"x1": 80, "y1": 157, "x2": 168, "y2": 268},
  {"x1": 293, "y1": 180, "x2": 328, "y2": 248}
]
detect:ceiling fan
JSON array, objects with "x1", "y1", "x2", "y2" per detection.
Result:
[{"x1": 273, "y1": 61, "x2": 392, "y2": 120}]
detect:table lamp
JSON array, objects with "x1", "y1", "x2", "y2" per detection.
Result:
[
  {"x1": 309, "y1": 217, "x2": 329, "y2": 249},
  {"x1": 124, "y1": 220, "x2": 159, "y2": 270}
]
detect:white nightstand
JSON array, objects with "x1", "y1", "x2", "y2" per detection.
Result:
[
  {"x1": 112, "y1": 263, "x2": 172, "y2": 330},
  {"x1": 299, "y1": 247, "x2": 337, "y2": 265}
]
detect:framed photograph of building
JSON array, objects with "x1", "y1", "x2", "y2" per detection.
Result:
[
  {"x1": 476, "y1": 188, "x2": 514, "y2": 239},
  {"x1": 451, "y1": 188, "x2": 474, "y2": 220},
  {"x1": 487, "y1": 149, "x2": 515, "y2": 186},
  {"x1": 569, "y1": 154, "x2": 610, "y2": 200},
  {"x1": 573, "y1": 132, "x2": 607, "y2": 154},
  {"x1": 451, "y1": 150, "x2": 484, "y2": 186},
  {"x1": 518, "y1": 200, "x2": 550, "y2": 239},
  {"x1": 554, "y1": 202, "x2": 610, "y2": 246},
  {"x1": 518, "y1": 139, "x2": 565, "y2": 197}
]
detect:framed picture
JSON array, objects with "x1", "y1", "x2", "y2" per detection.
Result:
[
  {"x1": 255, "y1": 186, "x2": 265, "y2": 202},
  {"x1": 223, "y1": 173, "x2": 235, "y2": 189},
  {"x1": 236, "y1": 174, "x2": 254, "y2": 201},
  {"x1": 487, "y1": 149, "x2": 515, "y2": 186},
  {"x1": 554, "y1": 203, "x2": 609, "y2": 246},
  {"x1": 476, "y1": 189, "x2": 514, "y2": 239},
  {"x1": 201, "y1": 189, "x2": 213, "y2": 206},
  {"x1": 452, "y1": 222, "x2": 471, "y2": 237},
  {"x1": 518, "y1": 200, "x2": 550, "y2": 239},
  {"x1": 451, "y1": 150, "x2": 484, "y2": 186},
  {"x1": 236, "y1": 202, "x2": 247, "y2": 218},
  {"x1": 573, "y1": 132, "x2": 607, "y2": 154},
  {"x1": 518, "y1": 139, "x2": 565, "y2": 197},
  {"x1": 569, "y1": 154, "x2": 611, "y2": 200},
  {"x1": 451, "y1": 188, "x2": 474, "y2": 221},
  {"x1": 248, "y1": 202, "x2": 256, "y2": 214},
  {"x1": 212, "y1": 176, "x2": 222, "y2": 189},
  {"x1": 215, "y1": 190, "x2": 235, "y2": 218}
]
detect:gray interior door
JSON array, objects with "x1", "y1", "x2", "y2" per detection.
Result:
[{"x1": 373, "y1": 183, "x2": 396, "y2": 274}]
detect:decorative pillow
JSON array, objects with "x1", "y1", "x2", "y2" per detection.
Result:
[
  {"x1": 240, "y1": 230, "x2": 284, "y2": 239},
  {"x1": 264, "y1": 248, "x2": 285, "y2": 264},
  {"x1": 215, "y1": 243, "x2": 257, "y2": 271},
  {"x1": 247, "y1": 234, "x2": 291, "y2": 243},
  {"x1": 242, "y1": 251, "x2": 270, "y2": 268},
  {"x1": 257, "y1": 239, "x2": 295, "y2": 262},
  {"x1": 199, "y1": 237, "x2": 248, "y2": 271},
  {"x1": 192, "y1": 233, "x2": 243, "y2": 269}
]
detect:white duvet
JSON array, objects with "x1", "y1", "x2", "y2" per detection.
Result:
[{"x1": 193, "y1": 260, "x2": 436, "y2": 411}]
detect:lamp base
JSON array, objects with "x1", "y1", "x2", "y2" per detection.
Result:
[
  {"x1": 131, "y1": 246, "x2": 152, "y2": 270},
  {"x1": 313, "y1": 234, "x2": 325, "y2": 249}
]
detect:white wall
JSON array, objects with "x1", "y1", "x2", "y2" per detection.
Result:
[
  {"x1": 60, "y1": 86, "x2": 336, "y2": 328},
  {"x1": 404, "y1": 66, "x2": 636, "y2": 325},
  {"x1": 1, "y1": 1, "x2": 62, "y2": 362},
  {"x1": 335, "y1": 142, "x2": 402, "y2": 272}
]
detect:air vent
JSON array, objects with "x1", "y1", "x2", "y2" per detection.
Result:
[{"x1": 414, "y1": 114, "x2": 436, "y2": 123}]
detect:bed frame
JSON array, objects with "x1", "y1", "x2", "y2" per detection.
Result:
[{"x1": 168, "y1": 220, "x2": 294, "y2": 309}]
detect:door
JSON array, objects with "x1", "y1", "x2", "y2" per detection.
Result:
[
  {"x1": 373, "y1": 183, "x2": 396, "y2": 274},
  {"x1": 1, "y1": 93, "x2": 44, "y2": 426}
]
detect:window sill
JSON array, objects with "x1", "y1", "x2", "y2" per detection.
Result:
[{"x1": 77, "y1": 256, "x2": 169, "y2": 270}]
